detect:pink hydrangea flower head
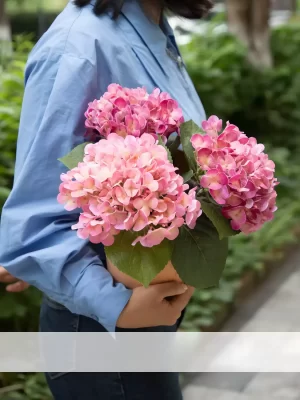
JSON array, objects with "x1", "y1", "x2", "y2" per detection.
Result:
[
  {"x1": 84, "y1": 86, "x2": 184, "y2": 140},
  {"x1": 191, "y1": 116, "x2": 279, "y2": 234},
  {"x1": 58, "y1": 133, "x2": 202, "y2": 247}
]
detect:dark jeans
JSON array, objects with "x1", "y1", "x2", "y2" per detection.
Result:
[{"x1": 40, "y1": 296, "x2": 184, "y2": 400}]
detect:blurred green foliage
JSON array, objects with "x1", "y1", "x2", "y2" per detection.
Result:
[
  {"x1": 9, "y1": 13, "x2": 58, "y2": 42},
  {"x1": 181, "y1": 22, "x2": 300, "y2": 149},
  {"x1": 1, "y1": 21, "x2": 300, "y2": 397},
  {"x1": 0, "y1": 36, "x2": 43, "y2": 331},
  {"x1": 7, "y1": 1, "x2": 65, "y2": 41},
  {"x1": 0, "y1": 39, "x2": 47, "y2": 398},
  {"x1": 0, "y1": 373, "x2": 51, "y2": 400},
  {"x1": 7, "y1": 0, "x2": 66, "y2": 12},
  {"x1": 0, "y1": 36, "x2": 32, "y2": 209},
  {"x1": 0, "y1": 36, "x2": 43, "y2": 334}
]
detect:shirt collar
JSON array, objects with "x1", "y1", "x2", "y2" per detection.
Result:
[
  {"x1": 85, "y1": 0, "x2": 177, "y2": 73},
  {"x1": 121, "y1": 0, "x2": 170, "y2": 49},
  {"x1": 161, "y1": 15, "x2": 175, "y2": 40},
  {"x1": 122, "y1": 0, "x2": 179, "y2": 75},
  {"x1": 85, "y1": 0, "x2": 176, "y2": 46}
]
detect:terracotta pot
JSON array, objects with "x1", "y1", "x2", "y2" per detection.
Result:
[{"x1": 107, "y1": 260, "x2": 182, "y2": 289}]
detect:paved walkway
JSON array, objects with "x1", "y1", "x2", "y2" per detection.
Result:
[{"x1": 183, "y1": 247, "x2": 300, "y2": 400}]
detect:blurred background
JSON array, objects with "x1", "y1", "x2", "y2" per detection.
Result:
[{"x1": 0, "y1": 0, "x2": 300, "y2": 398}]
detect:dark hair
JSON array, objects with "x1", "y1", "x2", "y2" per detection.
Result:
[{"x1": 74, "y1": 0, "x2": 214, "y2": 20}]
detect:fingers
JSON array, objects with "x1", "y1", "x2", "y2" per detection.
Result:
[
  {"x1": 152, "y1": 282, "x2": 188, "y2": 299},
  {"x1": 0, "y1": 266, "x2": 30, "y2": 292},
  {"x1": 170, "y1": 286, "x2": 195, "y2": 311},
  {"x1": 0, "y1": 266, "x2": 17, "y2": 283},
  {"x1": 6, "y1": 281, "x2": 30, "y2": 293}
]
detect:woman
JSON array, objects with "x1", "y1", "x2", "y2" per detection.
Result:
[{"x1": 0, "y1": 0, "x2": 212, "y2": 398}]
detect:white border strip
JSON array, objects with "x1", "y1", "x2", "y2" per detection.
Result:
[{"x1": 1, "y1": 332, "x2": 300, "y2": 372}]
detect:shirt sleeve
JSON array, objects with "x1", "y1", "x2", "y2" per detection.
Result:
[{"x1": 0, "y1": 53, "x2": 132, "y2": 332}]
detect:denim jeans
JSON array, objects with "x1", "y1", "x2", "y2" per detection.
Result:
[{"x1": 40, "y1": 296, "x2": 184, "y2": 400}]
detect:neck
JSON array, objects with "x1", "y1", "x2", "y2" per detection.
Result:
[{"x1": 141, "y1": 0, "x2": 163, "y2": 24}]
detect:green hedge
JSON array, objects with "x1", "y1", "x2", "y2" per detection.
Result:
[
  {"x1": 0, "y1": 38, "x2": 49, "y2": 398},
  {"x1": 181, "y1": 22, "x2": 300, "y2": 149},
  {"x1": 0, "y1": 37, "x2": 43, "y2": 335},
  {"x1": 10, "y1": 12, "x2": 59, "y2": 41}
]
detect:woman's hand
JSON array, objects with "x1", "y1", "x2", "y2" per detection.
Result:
[
  {"x1": 117, "y1": 282, "x2": 194, "y2": 329},
  {"x1": 0, "y1": 266, "x2": 30, "y2": 293}
]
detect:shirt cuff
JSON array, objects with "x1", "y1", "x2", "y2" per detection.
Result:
[{"x1": 72, "y1": 263, "x2": 133, "y2": 332}]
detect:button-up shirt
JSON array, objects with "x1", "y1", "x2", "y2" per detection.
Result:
[{"x1": 0, "y1": 0, "x2": 206, "y2": 332}]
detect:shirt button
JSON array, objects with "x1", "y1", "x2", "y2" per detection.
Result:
[{"x1": 177, "y1": 56, "x2": 183, "y2": 68}]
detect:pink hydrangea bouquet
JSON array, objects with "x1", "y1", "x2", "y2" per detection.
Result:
[{"x1": 58, "y1": 84, "x2": 278, "y2": 289}]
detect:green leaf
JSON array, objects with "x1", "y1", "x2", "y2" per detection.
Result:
[
  {"x1": 158, "y1": 136, "x2": 173, "y2": 163},
  {"x1": 105, "y1": 231, "x2": 173, "y2": 287},
  {"x1": 172, "y1": 147, "x2": 191, "y2": 175},
  {"x1": 167, "y1": 135, "x2": 181, "y2": 154},
  {"x1": 201, "y1": 200, "x2": 239, "y2": 239},
  {"x1": 171, "y1": 215, "x2": 228, "y2": 289},
  {"x1": 180, "y1": 120, "x2": 202, "y2": 172},
  {"x1": 182, "y1": 170, "x2": 194, "y2": 183},
  {"x1": 58, "y1": 142, "x2": 91, "y2": 170}
]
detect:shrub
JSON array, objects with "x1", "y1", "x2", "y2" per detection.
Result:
[
  {"x1": 181, "y1": 22, "x2": 300, "y2": 149},
  {"x1": 0, "y1": 373, "x2": 52, "y2": 400},
  {"x1": 0, "y1": 36, "x2": 42, "y2": 333},
  {"x1": 10, "y1": 13, "x2": 59, "y2": 42},
  {"x1": 0, "y1": 37, "x2": 46, "y2": 398},
  {"x1": 0, "y1": 36, "x2": 33, "y2": 208}
]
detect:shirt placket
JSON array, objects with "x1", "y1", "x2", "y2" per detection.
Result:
[{"x1": 165, "y1": 36, "x2": 193, "y2": 97}]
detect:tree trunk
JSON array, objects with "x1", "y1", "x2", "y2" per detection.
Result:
[
  {"x1": 226, "y1": 0, "x2": 252, "y2": 48},
  {"x1": 226, "y1": 0, "x2": 273, "y2": 68},
  {"x1": 0, "y1": 0, "x2": 11, "y2": 41},
  {"x1": 0, "y1": 0, "x2": 12, "y2": 62}
]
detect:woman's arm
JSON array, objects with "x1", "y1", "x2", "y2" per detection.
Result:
[
  {"x1": 0, "y1": 53, "x2": 132, "y2": 332},
  {"x1": 0, "y1": 266, "x2": 30, "y2": 292}
]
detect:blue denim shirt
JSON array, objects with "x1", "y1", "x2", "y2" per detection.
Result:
[{"x1": 0, "y1": 0, "x2": 206, "y2": 332}]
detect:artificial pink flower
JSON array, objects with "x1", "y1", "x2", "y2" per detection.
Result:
[{"x1": 58, "y1": 133, "x2": 202, "y2": 247}]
